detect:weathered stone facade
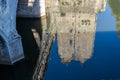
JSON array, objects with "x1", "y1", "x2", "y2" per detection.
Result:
[
  {"x1": 57, "y1": 13, "x2": 97, "y2": 63},
  {"x1": 0, "y1": 0, "x2": 24, "y2": 64},
  {"x1": 17, "y1": 0, "x2": 46, "y2": 17},
  {"x1": 50, "y1": 0, "x2": 106, "y2": 63},
  {"x1": 58, "y1": 0, "x2": 106, "y2": 13}
]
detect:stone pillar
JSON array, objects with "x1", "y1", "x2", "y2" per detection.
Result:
[
  {"x1": 0, "y1": 0, "x2": 24, "y2": 65},
  {"x1": 17, "y1": 0, "x2": 46, "y2": 17}
]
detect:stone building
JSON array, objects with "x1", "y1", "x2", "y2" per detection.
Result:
[{"x1": 50, "y1": 0, "x2": 106, "y2": 63}]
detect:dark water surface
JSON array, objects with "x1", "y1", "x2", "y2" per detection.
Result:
[
  {"x1": 0, "y1": 18, "x2": 41, "y2": 80},
  {"x1": 44, "y1": 2, "x2": 120, "y2": 80}
]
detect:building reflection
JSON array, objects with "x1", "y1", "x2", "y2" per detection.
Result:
[
  {"x1": 108, "y1": 0, "x2": 120, "y2": 36},
  {"x1": 48, "y1": 0, "x2": 106, "y2": 64}
]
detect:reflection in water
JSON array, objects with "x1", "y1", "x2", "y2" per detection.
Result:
[
  {"x1": 0, "y1": 18, "x2": 41, "y2": 80},
  {"x1": 48, "y1": 0, "x2": 106, "y2": 63},
  {"x1": 108, "y1": 0, "x2": 120, "y2": 36},
  {"x1": 45, "y1": 1, "x2": 120, "y2": 80}
]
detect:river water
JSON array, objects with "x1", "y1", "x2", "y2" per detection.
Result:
[
  {"x1": 0, "y1": 0, "x2": 120, "y2": 80},
  {"x1": 44, "y1": 1, "x2": 120, "y2": 80}
]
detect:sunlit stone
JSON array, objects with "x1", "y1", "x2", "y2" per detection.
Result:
[{"x1": 49, "y1": 0, "x2": 107, "y2": 64}]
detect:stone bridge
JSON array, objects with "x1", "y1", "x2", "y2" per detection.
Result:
[
  {"x1": 0, "y1": 0, "x2": 24, "y2": 64},
  {"x1": 0, "y1": 0, "x2": 46, "y2": 64}
]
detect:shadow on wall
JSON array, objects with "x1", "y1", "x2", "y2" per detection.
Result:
[{"x1": 0, "y1": 0, "x2": 43, "y2": 80}]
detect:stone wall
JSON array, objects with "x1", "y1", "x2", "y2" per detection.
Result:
[
  {"x1": 50, "y1": 0, "x2": 107, "y2": 63},
  {"x1": 56, "y1": 13, "x2": 96, "y2": 63},
  {"x1": 0, "y1": 0, "x2": 24, "y2": 64}
]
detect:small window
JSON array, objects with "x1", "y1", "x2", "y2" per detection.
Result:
[
  {"x1": 61, "y1": 13, "x2": 66, "y2": 17},
  {"x1": 69, "y1": 29, "x2": 73, "y2": 33},
  {"x1": 69, "y1": 40, "x2": 72, "y2": 46}
]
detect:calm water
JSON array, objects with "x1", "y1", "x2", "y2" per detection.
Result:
[
  {"x1": 0, "y1": 1, "x2": 120, "y2": 80},
  {"x1": 44, "y1": 2, "x2": 120, "y2": 80}
]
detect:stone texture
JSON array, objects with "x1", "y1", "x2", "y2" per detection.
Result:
[
  {"x1": 0, "y1": 0, "x2": 24, "y2": 65},
  {"x1": 58, "y1": 0, "x2": 106, "y2": 13},
  {"x1": 49, "y1": 0, "x2": 106, "y2": 63}
]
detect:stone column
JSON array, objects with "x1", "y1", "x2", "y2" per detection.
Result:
[{"x1": 0, "y1": 0, "x2": 24, "y2": 65}]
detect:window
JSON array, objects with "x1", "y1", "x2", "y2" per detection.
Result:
[
  {"x1": 61, "y1": 13, "x2": 66, "y2": 17},
  {"x1": 69, "y1": 40, "x2": 72, "y2": 46},
  {"x1": 69, "y1": 29, "x2": 73, "y2": 33}
]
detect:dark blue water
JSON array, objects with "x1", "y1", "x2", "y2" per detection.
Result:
[{"x1": 45, "y1": 3, "x2": 120, "y2": 80}]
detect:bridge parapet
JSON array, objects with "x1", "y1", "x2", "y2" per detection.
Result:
[{"x1": 0, "y1": 0, "x2": 24, "y2": 65}]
